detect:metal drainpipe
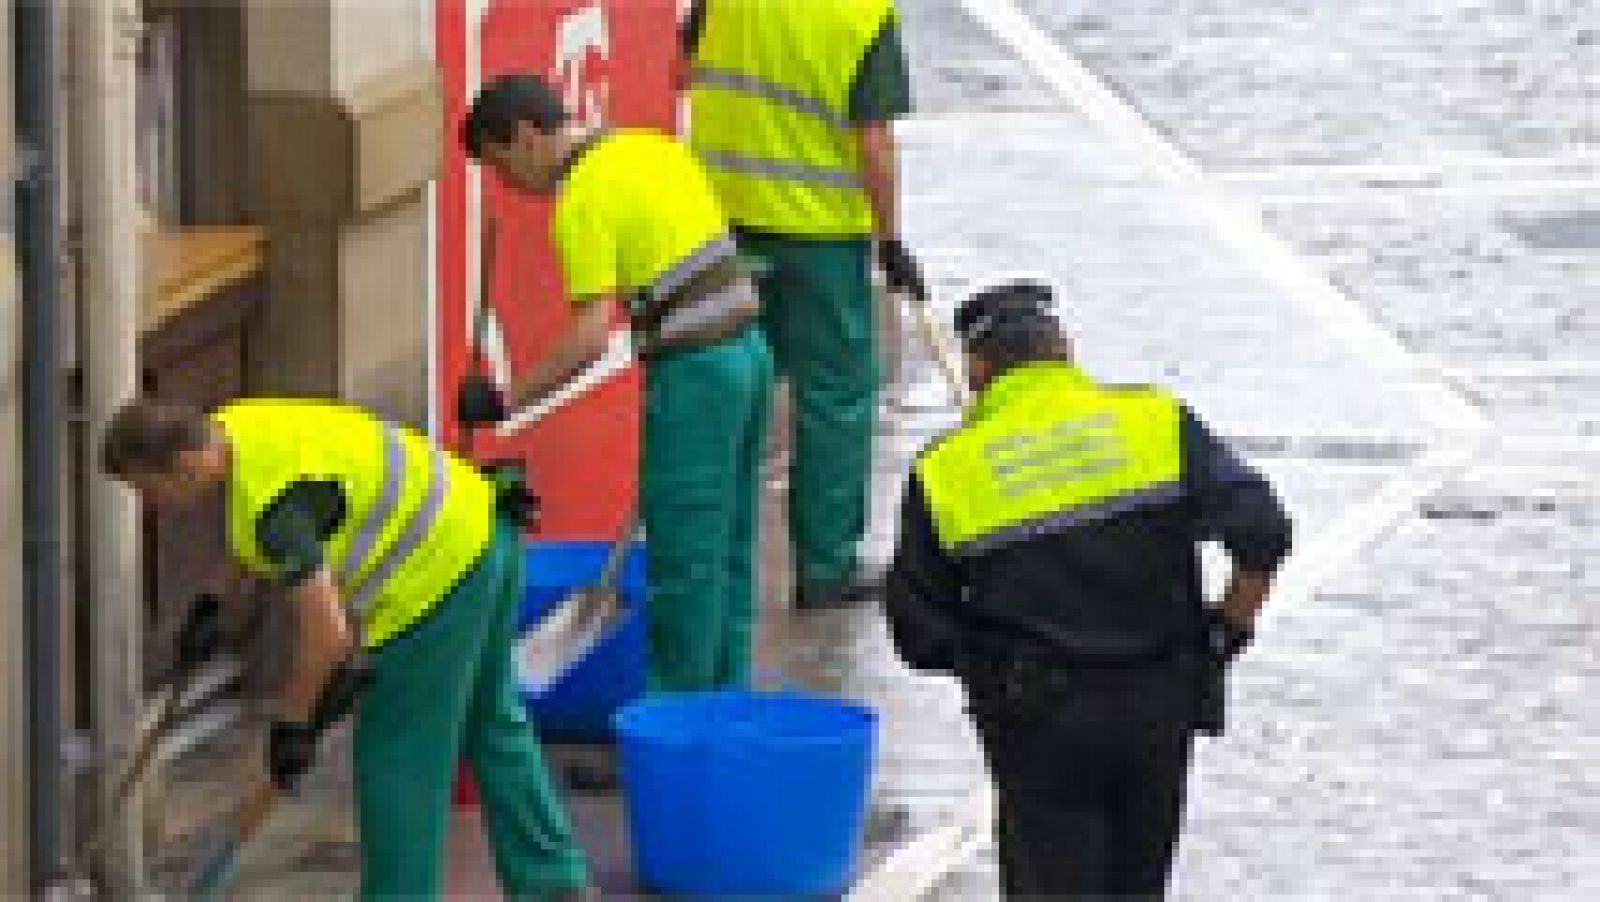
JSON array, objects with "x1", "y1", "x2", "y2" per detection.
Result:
[{"x1": 14, "y1": 0, "x2": 69, "y2": 891}]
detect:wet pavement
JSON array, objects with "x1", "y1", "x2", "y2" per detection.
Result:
[{"x1": 148, "y1": 2, "x2": 1596, "y2": 898}]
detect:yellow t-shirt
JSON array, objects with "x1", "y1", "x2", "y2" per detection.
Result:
[{"x1": 552, "y1": 129, "x2": 734, "y2": 304}]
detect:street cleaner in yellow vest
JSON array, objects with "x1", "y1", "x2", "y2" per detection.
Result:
[
  {"x1": 883, "y1": 281, "x2": 1293, "y2": 898},
  {"x1": 685, "y1": 0, "x2": 924, "y2": 610},
  {"x1": 101, "y1": 399, "x2": 592, "y2": 900},
  {"x1": 458, "y1": 74, "x2": 774, "y2": 692}
]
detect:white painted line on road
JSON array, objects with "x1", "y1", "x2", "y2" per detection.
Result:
[
  {"x1": 1228, "y1": 176, "x2": 1600, "y2": 205},
  {"x1": 1215, "y1": 151, "x2": 1600, "y2": 184},
  {"x1": 851, "y1": 2, "x2": 1496, "y2": 899},
  {"x1": 1270, "y1": 432, "x2": 1486, "y2": 608},
  {"x1": 958, "y1": 0, "x2": 1485, "y2": 437}
]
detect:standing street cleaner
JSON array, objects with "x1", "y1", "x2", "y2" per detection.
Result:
[
  {"x1": 684, "y1": 0, "x2": 925, "y2": 610},
  {"x1": 101, "y1": 398, "x2": 592, "y2": 900},
  {"x1": 459, "y1": 74, "x2": 775, "y2": 692},
  {"x1": 884, "y1": 281, "x2": 1294, "y2": 899}
]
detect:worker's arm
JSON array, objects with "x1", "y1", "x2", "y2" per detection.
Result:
[
  {"x1": 506, "y1": 295, "x2": 615, "y2": 410},
  {"x1": 1182, "y1": 407, "x2": 1293, "y2": 634},
  {"x1": 278, "y1": 568, "x2": 355, "y2": 723},
  {"x1": 859, "y1": 123, "x2": 900, "y2": 242},
  {"x1": 883, "y1": 474, "x2": 971, "y2": 673},
  {"x1": 252, "y1": 483, "x2": 357, "y2": 721}
]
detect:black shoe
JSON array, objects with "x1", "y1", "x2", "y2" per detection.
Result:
[
  {"x1": 795, "y1": 575, "x2": 879, "y2": 611},
  {"x1": 863, "y1": 803, "x2": 913, "y2": 846},
  {"x1": 564, "y1": 760, "x2": 619, "y2": 794}
]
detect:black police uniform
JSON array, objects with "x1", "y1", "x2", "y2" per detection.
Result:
[{"x1": 885, "y1": 386, "x2": 1292, "y2": 898}]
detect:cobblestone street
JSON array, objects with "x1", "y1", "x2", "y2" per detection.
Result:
[{"x1": 847, "y1": 1, "x2": 1599, "y2": 899}]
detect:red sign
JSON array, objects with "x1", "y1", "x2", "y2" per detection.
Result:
[{"x1": 436, "y1": 0, "x2": 682, "y2": 539}]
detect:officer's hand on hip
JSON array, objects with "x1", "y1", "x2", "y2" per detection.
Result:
[
  {"x1": 266, "y1": 721, "x2": 321, "y2": 793},
  {"x1": 879, "y1": 237, "x2": 929, "y2": 304},
  {"x1": 1203, "y1": 608, "x2": 1254, "y2": 662},
  {"x1": 457, "y1": 373, "x2": 510, "y2": 428}
]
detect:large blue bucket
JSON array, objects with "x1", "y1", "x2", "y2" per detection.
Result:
[
  {"x1": 615, "y1": 691, "x2": 877, "y2": 897},
  {"x1": 516, "y1": 541, "x2": 649, "y2": 740}
]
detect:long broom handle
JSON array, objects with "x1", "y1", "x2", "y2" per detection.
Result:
[
  {"x1": 899, "y1": 289, "x2": 972, "y2": 405},
  {"x1": 73, "y1": 682, "x2": 183, "y2": 867},
  {"x1": 595, "y1": 509, "x2": 640, "y2": 593}
]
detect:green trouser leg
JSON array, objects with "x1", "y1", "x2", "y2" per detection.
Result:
[
  {"x1": 739, "y1": 233, "x2": 878, "y2": 592},
  {"x1": 355, "y1": 521, "x2": 588, "y2": 899},
  {"x1": 644, "y1": 327, "x2": 774, "y2": 692}
]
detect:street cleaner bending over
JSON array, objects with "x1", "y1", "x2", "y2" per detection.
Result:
[
  {"x1": 459, "y1": 74, "x2": 775, "y2": 693},
  {"x1": 102, "y1": 398, "x2": 591, "y2": 900}
]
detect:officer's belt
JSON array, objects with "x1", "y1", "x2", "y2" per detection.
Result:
[{"x1": 959, "y1": 636, "x2": 1192, "y2": 693}]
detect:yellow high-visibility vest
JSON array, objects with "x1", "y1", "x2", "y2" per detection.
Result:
[
  {"x1": 916, "y1": 363, "x2": 1185, "y2": 555},
  {"x1": 690, "y1": 0, "x2": 895, "y2": 237},
  {"x1": 215, "y1": 400, "x2": 494, "y2": 648},
  {"x1": 553, "y1": 129, "x2": 753, "y2": 344}
]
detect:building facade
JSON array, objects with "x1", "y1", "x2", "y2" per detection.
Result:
[{"x1": 3, "y1": 0, "x2": 439, "y2": 892}]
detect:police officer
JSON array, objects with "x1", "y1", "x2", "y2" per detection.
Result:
[
  {"x1": 884, "y1": 281, "x2": 1293, "y2": 899},
  {"x1": 460, "y1": 74, "x2": 774, "y2": 693}
]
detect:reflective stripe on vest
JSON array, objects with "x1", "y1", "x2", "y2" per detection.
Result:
[
  {"x1": 916, "y1": 364, "x2": 1186, "y2": 556},
  {"x1": 216, "y1": 401, "x2": 494, "y2": 648},
  {"x1": 336, "y1": 423, "x2": 406, "y2": 591},
  {"x1": 554, "y1": 131, "x2": 755, "y2": 344},
  {"x1": 690, "y1": 0, "x2": 893, "y2": 236},
  {"x1": 642, "y1": 235, "x2": 757, "y2": 344},
  {"x1": 691, "y1": 66, "x2": 853, "y2": 128},
  {"x1": 347, "y1": 439, "x2": 452, "y2": 624}
]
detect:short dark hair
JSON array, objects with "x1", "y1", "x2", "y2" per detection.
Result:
[
  {"x1": 101, "y1": 399, "x2": 215, "y2": 477},
  {"x1": 955, "y1": 280, "x2": 1070, "y2": 372},
  {"x1": 461, "y1": 73, "x2": 570, "y2": 159}
]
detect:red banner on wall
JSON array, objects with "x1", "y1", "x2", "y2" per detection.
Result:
[{"x1": 436, "y1": 0, "x2": 682, "y2": 540}]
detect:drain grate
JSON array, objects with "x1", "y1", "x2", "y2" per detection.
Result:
[
  {"x1": 1228, "y1": 434, "x2": 1426, "y2": 463},
  {"x1": 1504, "y1": 210, "x2": 1600, "y2": 249}
]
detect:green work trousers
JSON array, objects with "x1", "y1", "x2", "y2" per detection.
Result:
[
  {"x1": 354, "y1": 520, "x2": 588, "y2": 899},
  {"x1": 738, "y1": 232, "x2": 878, "y2": 593},
  {"x1": 643, "y1": 325, "x2": 775, "y2": 692}
]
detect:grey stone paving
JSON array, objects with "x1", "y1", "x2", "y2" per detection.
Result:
[
  {"x1": 885, "y1": 2, "x2": 1599, "y2": 900},
  {"x1": 1015, "y1": 0, "x2": 1599, "y2": 169}
]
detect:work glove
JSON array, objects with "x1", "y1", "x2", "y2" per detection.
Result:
[
  {"x1": 266, "y1": 721, "x2": 320, "y2": 793},
  {"x1": 486, "y1": 460, "x2": 542, "y2": 533},
  {"x1": 1202, "y1": 608, "x2": 1254, "y2": 663},
  {"x1": 457, "y1": 373, "x2": 509, "y2": 428},
  {"x1": 878, "y1": 237, "x2": 929, "y2": 304},
  {"x1": 266, "y1": 655, "x2": 374, "y2": 792},
  {"x1": 173, "y1": 592, "x2": 227, "y2": 679}
]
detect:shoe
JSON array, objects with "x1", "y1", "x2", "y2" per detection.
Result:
[
  {"x1": 863, "y1": 803, "x2": 913, "y2": 846},
  {"x1": 795, "y1": 575, "x2": 879, "y2": 611},
  {"x1": 564, "y1": 760, "x2": 619, "y2": 794}
]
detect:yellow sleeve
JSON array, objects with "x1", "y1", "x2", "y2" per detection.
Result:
[{"x1": 553, "y1": 191, "x2": 620, "y2": 303}]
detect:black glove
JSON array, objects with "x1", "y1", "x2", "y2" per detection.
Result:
[
  {"x1": 878, "y1": 237, "x2": 929, "y2": 303},
  {"x1": 486, "y1": 460, "x2": 542, "y2": 533},
  {"x1": 1203, "y1": 609, "x2": 1254, "y2": 663},
  {"x1": 457, "y1": 373, "x2": 509, "y2": 428},
  {"x1": 173, "y1": 592, "x2": 227, "y2": 678},
  {"x1": 267, "y1": 721, "x2": 320, "y2": 792},
  {"x1": 267, "y1": 656, "x2": 373, "y2": 792}
]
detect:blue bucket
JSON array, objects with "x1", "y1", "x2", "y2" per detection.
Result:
[
  {"x1": 616, "y1": 691, "x2": 877, "y2": 897},
  {"x1": 516, "y1": 541, "x2": 648, "y2": 741}
]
